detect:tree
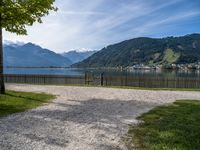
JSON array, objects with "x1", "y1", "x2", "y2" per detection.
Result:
[{"x1": 0, "y1": 0, "x2": 57, "y2": 94}]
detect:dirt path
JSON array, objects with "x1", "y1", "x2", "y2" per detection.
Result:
[{"x1": 1, "y1": 84, "x2": 200, "y2": 150}]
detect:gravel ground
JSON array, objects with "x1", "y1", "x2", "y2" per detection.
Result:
[{"x1": 1, "y1": 84, "x2": 200, "y2": 150}]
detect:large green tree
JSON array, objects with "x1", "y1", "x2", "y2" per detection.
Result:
[{"x1": 0, "y1": 0, "x2": 57, "y2": 94}]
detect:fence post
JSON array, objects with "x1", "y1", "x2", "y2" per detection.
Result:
[
  {"x1": 85, "y1": 72, "x2": 87, "y2": 85},
  {"x1": 100, "y1": 72, "x2": 104, "y2": 86},
  {"x1": 125, "y1": 72, "x2": 128, "y2": 86}
]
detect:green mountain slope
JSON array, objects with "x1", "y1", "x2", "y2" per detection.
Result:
[{"x1": 72, "y1": 34, "x2": 200, "y2": 68}]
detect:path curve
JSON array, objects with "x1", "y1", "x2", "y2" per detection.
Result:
[{"x1": 1, "y1": 84, "x2": 200, "y2": 150}]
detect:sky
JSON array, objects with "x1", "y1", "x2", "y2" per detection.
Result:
[{"x1": 3, "y1": 0, "x2": 200, "y2": 53}]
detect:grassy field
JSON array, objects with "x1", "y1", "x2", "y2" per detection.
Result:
[
  {"x1": 7, "y1": 83, "x2": 200, "y2": 92},
  {"x1": 163, "y1": 48, "x2": 180, "y2": 64},
  {"x1": 54, "y1": 84, "x2": 200, "y2": 92},
  {"x1": 0, "y1": 91, "x2": 55, "y2": 118},
  {"x1": 23, "y1": 83, "x2": 200, "y2": 91},
  {"x1": 106, "y1": 86, "x2": 200, "y2": 92},
  {"x1": 125, "y1": 100, "x2": 200, "y2": 150}
]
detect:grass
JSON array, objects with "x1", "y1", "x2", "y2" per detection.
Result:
[
  {"x1": 10, "y1": 83, "x2": 200, "y2": 92},
  {"x1": 163, "y1": 48, "x2": 180, "y2": 64},
  {"x1": 0, "y1": 91, "x2": 55, "y2": 118},
  {"x1": 49, "y1": 84, "x2": 200, "y2": 92},
  {"x1": 105, "y1": 86, "x2": 200, "y2": 92},
  {"x1": 125, "y1": 100, "x2": 200, "y2": 150}
]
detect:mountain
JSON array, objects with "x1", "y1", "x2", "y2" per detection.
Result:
[
  {"x1": 72, "y1": 34, "x2": 200, "y2": 68},
  {"x1": 4, "y1": 42, "x2": 72, "y2": 67},
  {"x1": 61, "y1": 50, "x2": 97, "y2": 64}
]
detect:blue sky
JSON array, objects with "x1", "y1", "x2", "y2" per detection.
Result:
[{"x1": 4, "y1": 0, "x2": 200, "y2": 52}]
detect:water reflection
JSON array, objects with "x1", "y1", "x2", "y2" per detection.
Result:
[{"x1": 4, "y1": 67, "x2": 200, "y2": 78}]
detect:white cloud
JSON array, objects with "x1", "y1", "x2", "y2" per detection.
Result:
[{"x1": 3, "y1": 0, "x2": 200, "y2": 52}]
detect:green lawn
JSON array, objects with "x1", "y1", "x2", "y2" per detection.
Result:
[
  {"x1": 125, "y1": 100, "x2": 200, "y2": 150},
  {"x1": 50, "y1": 84, "x2": 200, "y2": 92},
  {"x1": 10, "y1": 83, "x2": 200, "y2": 92},
  {"x1": 106, "y1": 86, "x2": 200, "y2": 92},
  {"x1": 0, "y1": 91, "x2": 55, "y2": 118}
]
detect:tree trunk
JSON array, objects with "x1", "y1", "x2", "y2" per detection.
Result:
[{"x1": 0, "y1": 15, "x2": 5, "y2": 94}]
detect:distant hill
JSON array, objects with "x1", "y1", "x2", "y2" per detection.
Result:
[
  {"x1": 72, "y1": 34, "x2": 200, "y2": 68},
  {"x1": 61, "y1": 50, "x2": 97, "y2": 64},
  {"x1": 4, "y1": 43, "x2": 72, "y2": 67}
]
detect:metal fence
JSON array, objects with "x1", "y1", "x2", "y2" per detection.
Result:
[
  {"x1": 103, "y1": 75, "x2": 200, "y2": 89},
  {"x1": 5, "y1": 74, "x2": 85, "y2": 85},
  {"x1": 4, "y1": 73, "x2": 200, "y2": 89}
]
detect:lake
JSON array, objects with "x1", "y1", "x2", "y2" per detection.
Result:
[{"x1": 4, "y1": 67, "x2": 200, "y2": 78}]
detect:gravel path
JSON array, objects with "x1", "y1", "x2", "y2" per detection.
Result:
[{"x1": 1, "y1": 84, "x2": 200, "y2": 150}]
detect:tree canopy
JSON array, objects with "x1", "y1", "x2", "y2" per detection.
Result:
[
  {"x1": 0, "y1": 0, "x2": 57, "y2": 94},
  {"x1": 0, "y1": 0, "x2": 57, "y2": 35}
]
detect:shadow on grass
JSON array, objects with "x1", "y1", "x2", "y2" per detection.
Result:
[
  {"x1": 5, "y1": 93, "x2": 45, "y2": 103},
  {"x1": 125, "y1": 100, "x2": 200, "y2": 150},
  {"x1": 0, "y1": 104, "x2": 27, "y2": 117},
  {"x1": 0, "y1": 91, "x2": 55, "y2": 118}
]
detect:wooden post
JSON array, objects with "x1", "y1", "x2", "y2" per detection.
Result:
[
  {"x1": 100, "y1": 72, "x2": 104, "y2": 86},
  {"x1": 85, "y1": 72, "x2": 87, "y2": 85}
]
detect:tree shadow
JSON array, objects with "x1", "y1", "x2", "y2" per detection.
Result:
[
  {"x1": 5, "y1": 92, "x2": 50, "y2": 103},
  {"x1": 0, "y1": 98, "x2": 157, "y2": 149},
  {"x1": 0, "y1": 104, "x2": 26, "y2": 117},
  {"x1": 31, "y1": 98, "x2": 157, "y2": 124}
]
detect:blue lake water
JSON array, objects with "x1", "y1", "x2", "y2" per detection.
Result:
[
  {"x1": 4, "y1": 68, "x2": 200, "y2": 78},
  {"x1": 5, "y1": 68, "x2": 85, "y2": 76}
]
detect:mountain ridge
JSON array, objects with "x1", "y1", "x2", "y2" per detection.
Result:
[
  {"x1": 72, "y1": 33, "x2": 200, "y2": 68},
  {"x1": 61, "y1": 50, "x2": 97, "y2": 64},
  {"x1": 4, "y1": 43, "x2": 72, "y2": 67}
]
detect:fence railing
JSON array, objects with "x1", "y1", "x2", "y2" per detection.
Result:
[
  {"x1": 103, "y1": 75, "x2": 200, "y2": 89},
  {"x1": 4, "y1": 73, "x2": 200, "y2": 89},
  {"x1": 5, "y1": 74, "x2": 85, "y2": 85}
]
